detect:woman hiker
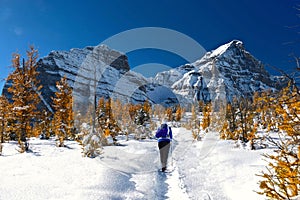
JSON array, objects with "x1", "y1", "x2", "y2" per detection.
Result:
[{"x1": 155, "y1": 123, "x2": 173, "y2": 172}]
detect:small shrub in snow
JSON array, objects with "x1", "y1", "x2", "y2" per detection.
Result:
[
  {"x1": 80, "y1": 123, "x2": 103, "y2": 158},
  {"x1": 82, "y1": 131, "x2": 102, "y2": 158}
]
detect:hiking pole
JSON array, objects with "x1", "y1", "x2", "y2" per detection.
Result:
[{"x1": 170, "y1": 141, "x2": 173, "y2": 168}]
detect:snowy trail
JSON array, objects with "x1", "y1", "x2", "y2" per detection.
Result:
[
  {"x1": 98, "y1": 127, "x2": 227, "y2": 200},
  {"x1": 99, "y1": 134, "x2": 190, "y2": 200},
  {"x1": 107, "y1": 127, "x2": 229, "y2": 200},
  {"x1": 172, "y1": 128, "x2": 229, "y2": 200}
]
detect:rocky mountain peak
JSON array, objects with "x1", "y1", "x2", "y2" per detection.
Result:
[
  {"x1": 207, "y1": 40, "x2": 244, "y2": 58},
  {"x1": 153, "y1": 40, "x2": 284, "y2": 105}
]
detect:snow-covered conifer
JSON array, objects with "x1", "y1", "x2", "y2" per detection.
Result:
[
  {"x1": 96, "y1": 98, "x2": 120, "y2": 144},
  {"x1": 135, "y1": 108, "x2": 150, "y2": 126},
  {"x1": 81, "y1": 123, "x2": 103, "y2": 158}
]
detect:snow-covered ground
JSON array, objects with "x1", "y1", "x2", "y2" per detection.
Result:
[{"x1": 0, "y1": 127, "x2": 269, "y2": 200}]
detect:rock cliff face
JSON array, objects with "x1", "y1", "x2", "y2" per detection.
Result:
[{"x1": 2, "y1": 40, "x2": 284, "y2": 111}]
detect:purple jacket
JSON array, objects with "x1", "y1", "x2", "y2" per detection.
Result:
[{"x1": 155, "y1": 124, "x2": 172, "y2": 142}]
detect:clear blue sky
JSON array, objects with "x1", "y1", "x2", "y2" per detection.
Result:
[{"x1": 0, "y1": 0, "x2": 299, "y2": 90}]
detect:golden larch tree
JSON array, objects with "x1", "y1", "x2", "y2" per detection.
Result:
[
  {"x1": 0, "y1": 95, "x2": 11, "y2": 143},
  {"x1": 189, "y1": 104, "x2": 201, "y2": 140},
  {"x1": 0, "y1": 95, "x2": 11, "y2": 155},
  {"x1": 7, "y1": 47, "x2": 42, "y2": 152},
  {"x1": 220, "y1": 102, "x2": 239, "y2": 140},
  {"x1": 201, "y1": 102, "x2": 211, "y2": 132},
  {"x1": 165, "y1": 107, "x2": 173, "y2": 121},
  {"x1": 52, "y1": 75, "x2": 74, "y2": 147},
  {"x1": 175, "y1": 105, "x2": 182, "y2": 122},
  {"x1": 258, "y1": 81, "x2": 300, "y2": 199}
]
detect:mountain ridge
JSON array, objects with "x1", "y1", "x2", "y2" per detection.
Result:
[
  {"x1": 153, "y1": 39, "x2": 283, "y2": 105},
  {"x1": 2, "y1": 40, "x2": 284, "y2": 111}
]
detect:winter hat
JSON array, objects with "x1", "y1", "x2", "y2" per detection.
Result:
[{"x1": 161, "y1": 123, "x2": 168, "y2": 129}]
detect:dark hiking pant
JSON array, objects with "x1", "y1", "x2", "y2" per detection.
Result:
[{"x1": 158, "y1": 141, "x2": 170, "y2": 168}]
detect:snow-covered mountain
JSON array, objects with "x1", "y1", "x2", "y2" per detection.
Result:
[
  {"x1": 2, "y1": 40, "x2": 284, "y2": 111},
  {"x1": 2, "y1": 45, "x2": 150, "y2": 113},
  {"x1": 153, "y1": 40, "x2": 283, "y2": 104}
]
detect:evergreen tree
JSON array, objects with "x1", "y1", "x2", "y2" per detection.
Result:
[
  {"x1": 7, "y1": 47, "x2": 42, "y2": 152},
  {"x1": 128, "y1": 103, "x2": 152, "y2": 125},
  {"x1": 133, "y1": 101, "x2": 151, "y2": 139},
  {"x1": 96, "y1": 98, "x2": 120, "y2": 144},
  {"x1": 135, "y1": 108, "x2": 149, "y2": 125},
  {"x1": 81, "y1": 123, "x2": 103, "y2": 158},
  {"x1": 135, "y1": 100, "x2": 151, "y2": 126},
  {"x1": 52, "y1": 75, "x2": 74, "y2": 147}
]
